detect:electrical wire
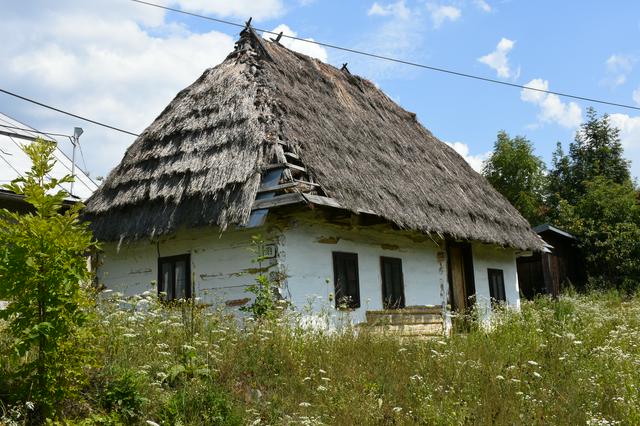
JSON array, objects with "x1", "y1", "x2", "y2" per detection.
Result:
[
  {"x1": 0, "y1": 89, "x2": 140, "y2": 136},
  {"x1": 0, "y1": 122, "x2": 99, "y2": 187},
  {"x1": 130, "y1": 0, "x2": 640, "y2": 113},
  {"x1": 0, "y1": 151, "x2": 25, "y2": 180},
  {"x1": 0, "y1": 123, "x2": 71, "y2": 139}
]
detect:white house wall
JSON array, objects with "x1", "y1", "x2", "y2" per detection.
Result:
[
  {"x1": 96, "y1": 213, "x2": 522, "y2": 324},
  {"x1": 279, "y1": 219, "x2": 449, "y2": 323},
  {"x1": 471, "y1": 242, "x2": 520, "y2": 318},
  {"x1": 97, "y1": 227, "x2": 265, "y2": 308}
]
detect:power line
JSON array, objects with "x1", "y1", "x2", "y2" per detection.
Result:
[
  {"x1": 0, "y1": 123, "x2": 99, "y2": 188},
  {"x1": 0, "y1": 123, "x2": 71, "y2": 139},
  {"x1": 0, "y1": 89, "x2": 140, "y2": 137},
  {"x1": 0, "y1": 151, "x2": 25, "y2": 181},
  {"x1": 130, "y1": 0, "x2": 640, "y2": 113}
]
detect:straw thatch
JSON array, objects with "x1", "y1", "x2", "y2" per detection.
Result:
[{"x1": 85, "y1": 27, "x2": 543, "y2": 250}]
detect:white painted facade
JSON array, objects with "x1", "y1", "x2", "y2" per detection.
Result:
[{"x1": 97, "y1": 211, "x2": 521, "y2": 323}]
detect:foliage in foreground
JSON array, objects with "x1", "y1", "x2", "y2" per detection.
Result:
[
  {"x1": 0, "y1": 139, "x2": 95, "y2": 420},
  {"x1": 2, "y1": 292, "x2": 639, "y2": 425}
]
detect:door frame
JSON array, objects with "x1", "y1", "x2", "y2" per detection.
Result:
[{"x1": 446, "y1": 241, "x2": 476, "y2": 311}]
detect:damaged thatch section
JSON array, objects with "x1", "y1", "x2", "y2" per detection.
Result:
[{"x1": 85, "y1": 27, "x2": 543, "y2": 250}]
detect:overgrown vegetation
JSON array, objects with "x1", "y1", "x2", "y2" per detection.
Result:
[
  {"x1": 1, "y1": 292, "x2": 639, "y2": 425},
  {"x1": 0, "y1": 139, "x2": 96, "y2": 421},
  {"x1": 1, "y1": 116, "x2": 639, "y2": 425},
  {"x1": 483, "y1": 108, "x2": 640, "y2": 291}
]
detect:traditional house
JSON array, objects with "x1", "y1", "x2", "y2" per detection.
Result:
[{"x1": 84, "y1": 26, "x2": 543, "y2": 330}]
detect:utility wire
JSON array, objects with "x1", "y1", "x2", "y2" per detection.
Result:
[
  {"x1": 0, "y1": 89, "x2": 140, "y2": 136},
  {"x1": 1, "y1": 122, "x2": 99, "y2": 188},
  {"x1": 0, "y1": 123, "x2": 71, "y2": 139},
  {"x1": 130, "y1": 0, "x2": 640, "y2": 113},
  {"x1": 0, "y1": 151, "x2": 25, "y2": 181}
]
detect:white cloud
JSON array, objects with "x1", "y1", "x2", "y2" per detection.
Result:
[
  {"x1": 367, "y1": 1, "x2": 411, "y2": 20},
  {"x1": 473, "y1": 0, "x2": 492, "y2": 12},
  {"x1": 446, "y1": 142, "x2": 489, "y2": 172},
  {"x1": 604, "y1": 54, "x2": 635, "y2": 87},
  {"x1": 520, "y1": 79, "x2": 582, "y2": 128},
  {"x1": 426, "y1": 3, "x2": 461, "y2": 28},
  {"x1": 633, "y1": 87, "x2": 640, "y2": 106},
  {"x1": 171, "y1": 0, "x2": 284, "y2": 21},
  {"x1": 0, "y1": 1, "x2": 237, "y2": 177},
  {"x1": 478, "y1": 38, "x2": 518, "y2": 79},
  {"x1": 352, "y1": 2, "x2": 425, "y2": 80},
  {"x1": 609, "y1": 113, "x2": 640, "y2": 178},
  {"x1": 268, "y1": 24, "x2": 328, "y2": 62}
]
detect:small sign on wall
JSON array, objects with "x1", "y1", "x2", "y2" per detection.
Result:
[{"x1": 262, "y1": 244, "x2": 277, "y2": 259}]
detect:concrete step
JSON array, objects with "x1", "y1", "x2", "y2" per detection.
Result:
[{"x1": 366, "y1": 322, "x2": 444, "y2": 337}]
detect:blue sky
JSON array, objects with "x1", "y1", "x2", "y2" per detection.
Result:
[{"x1": 1, "y1": 0, "x2": 639, "y2": 179}]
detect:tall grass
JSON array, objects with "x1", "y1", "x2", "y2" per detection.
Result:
[{"x1": 1, "y1": 291, "x2": 639, "y2": 425}]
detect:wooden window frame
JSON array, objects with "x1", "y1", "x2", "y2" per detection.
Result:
[
  {"x1": 157, "y1": 253, "x2": 192, "y2": 301},
  {"x1": 380, "y1": 256, "x2": 405, "y2": 309},
  {"x1": 487, "y1": 268, "x2": 506, "y2": 306},
  {"x1": 332, "y1": 252, "x2": 360, "y2": 309}
]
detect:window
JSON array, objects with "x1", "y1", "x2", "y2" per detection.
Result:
[
  {"x1": 158, "y1": 254, "x2": 191, "y2": 301},
  {"x1": 380, "y1": 257, "x2": 405, "y2": 309},
  {"x1": 332, "y1": 252, "x2": 360, "y2": 309},
  {"x1": 487, "y1": 268, "x2": 506, "y2": 305}
]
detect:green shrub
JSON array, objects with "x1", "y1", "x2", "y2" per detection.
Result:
[
  {"x1": 0, "y1": 139, "x2": 96, "y2": 421},
  {"x1": 99, "y1": 371, "x2": 146, "y2": 423}
]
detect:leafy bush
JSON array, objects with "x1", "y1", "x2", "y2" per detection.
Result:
[
  {"x1": 99, "y1": 371, "x2": 146, "y2": 422},
  {"x1": 0, "y1": 139, "x2": 95, "y2": 421}
]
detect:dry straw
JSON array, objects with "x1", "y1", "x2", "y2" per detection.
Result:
[{"x1": 85, "y1": 27, "x2": 542, "y2": 251}]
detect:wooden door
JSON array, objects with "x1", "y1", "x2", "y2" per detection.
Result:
[{"x1": 449, "y1": 245, "x2": 467, "y2": 311}]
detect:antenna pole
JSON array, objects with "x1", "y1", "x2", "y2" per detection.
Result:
[
  {"x1": 70, "y1": 135, "x2": 76, "y2": 196},
  {"x1": 70, "y1": 127, "x2": 84, "y2": 197}
]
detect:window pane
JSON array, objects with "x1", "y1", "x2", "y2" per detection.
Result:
[
  {"x1": 381, "y1": 257, "x2": 404, "y2": 309},
  {"x1": 161, "y1": 263, "x2": 172, "y2": 300},
  {"x1": 175, "y1": 260, "x2": 186, "y2": 300},
  {"x1": 488, "y1": 269, "x2": 506, "y2": 304},
  {"x1": 333, "y1": 252, "x2": 360, "y2": 308}
]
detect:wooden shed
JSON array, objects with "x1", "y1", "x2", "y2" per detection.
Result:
[{"x1": 517, "y1": 224, "x2": 583, "y2": 298}]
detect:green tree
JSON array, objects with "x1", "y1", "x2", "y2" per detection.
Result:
[
  {"x1": 482, "y1": 130, "x2": 547, "y2": 225},
  {"x1": 572, "y1": 177, "x2": 640, "y2": 290},
  {"x1": 549, "y1": 107, "x2": 631, "y2": 205},
  {"x1": 0, "y1": 138, "x2": 95, "y2": 420}
]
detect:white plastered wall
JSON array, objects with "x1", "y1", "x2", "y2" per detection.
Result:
[
  {"x1": 470, "y1": 242, "x2": 520, "y2": 319},
  {"x1": 97, "y1": 227, "x2": 268, "y2": 308},
  {"x1": 279, "y1": 219, "x2": 449, "y2": 324},
  {"x1": 96, "y1": 215, "x2": 521, "y2": 324}
]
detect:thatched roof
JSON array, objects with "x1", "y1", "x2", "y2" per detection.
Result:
[{"x1": 85, "y1": 27, "x2": 543, "y2": 251}]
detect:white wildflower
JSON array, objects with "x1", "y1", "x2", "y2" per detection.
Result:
[
  {"x1": 299, "y1": 402, "x2": 311, "y2": 407},
  {"x1": 146, "y1": 421, "x2": 160, "y2": 426},
  {"x1": 533, "y1": 372, "x2": 542, "y2": 378},
  {"x1": 527, "y1": 360, "x2": 539, "y2": 366},
  {"x1": 495, "y1": 375, "x2": 505, "y2": 380},
  {"x1": 392, "y1": 407, "x2": 402, "y2": 413}
]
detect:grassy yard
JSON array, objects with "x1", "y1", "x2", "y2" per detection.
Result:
[{"x1": 1, "y1": 291, "x2": 639, "y2": 425}]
